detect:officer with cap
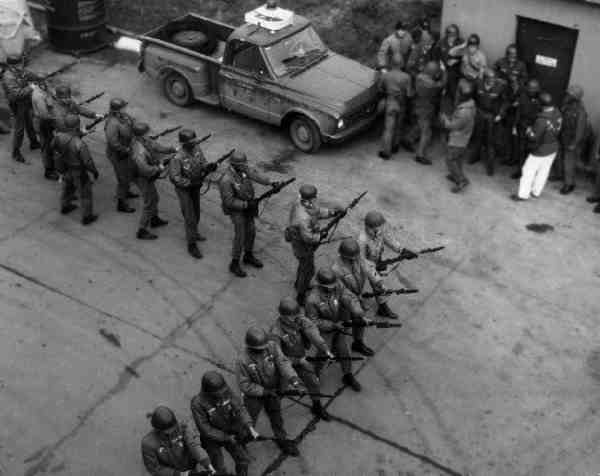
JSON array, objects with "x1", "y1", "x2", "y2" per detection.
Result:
[
  {"x1": 131, "y1": 122, "x2": 175, "y2": 240},
  {"x1": 168, "y1": 129, "x2": 216, "y2": 258},
  {"x1": 51, "y1": 114, "x2": 99, "y2": 226},
  {"x1": 495, "y1": 44, "x2": 528, "y2": 86},
  {"x1": 219, "y1": 151, "x2": 282, "y2": 277},
  {"x1": 331, "y1": 238, "x2": 376, "y2": 357},
  {"x1": 511, "y1": 79, "x2": 542, "y2": 179},
  {"x1": 471, "y1": 68, "x2": 508, "y2": 175},
  {"x1": 441, "y1": 80, "x2": 476, "y2": 193},
  {"x1": 558, "y1": 84, "x2": 587, "y2": 195},
  {"x1": 1, "y1": 55, "x2": 40, "y2": 162},
  {"x1": 270, "y1": 297, "x2": 335, "y2": 420},
  {"x1": 104, "y1": 97, "x2": 138, "y2": 213},
  {"x1": 286, "y1": 184, "x2": 341, "y2": 305},
  {"x1": 236, "y1": 327, "x2": 302, "y2": 456},
  {"x1": 304, "y1": 267, "x2": 364, "y2": 392},
  {"x1": 377, "y1": 20, "x2": 414, "y2": 72},
  {"x1": 378, "y1": 55, "x2": 413, "y2": 160},
  {"x1": 359, "y1": 211, "x2": 417, "y2": 319},
  {"x1": 141, "y1": 406, "x2": 215, "y2": 476},
  {"x1": 191, "y1": 371, "x2": 257, "y2": 476}
]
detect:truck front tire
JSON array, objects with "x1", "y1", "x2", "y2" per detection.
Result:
[
  {"x1": 162, "y1": 72, "x2": 192, "y2": 107},
  {"x1": 288, "y1": 116, "x2": 322, "y2": 153}
]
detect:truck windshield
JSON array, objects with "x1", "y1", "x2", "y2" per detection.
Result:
[{"x1": 264, "y1": 26, "x2": 327, "y2": 77}]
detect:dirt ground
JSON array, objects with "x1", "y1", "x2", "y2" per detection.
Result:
[{"x1": 3, "y1": 46, "x2": 600, "y2": 476}]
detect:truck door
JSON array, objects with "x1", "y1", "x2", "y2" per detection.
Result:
[{"x1": 220, "y1": 40, "x2": 275, "y2": 123}]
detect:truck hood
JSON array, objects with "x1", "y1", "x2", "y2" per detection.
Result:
[{"x1": 280, "y1": 52, "x2": 378, "y2": 114}]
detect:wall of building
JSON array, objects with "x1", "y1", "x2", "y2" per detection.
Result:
[{"x1": 442, "y1": 0, "x2": 600, "y2": 124}]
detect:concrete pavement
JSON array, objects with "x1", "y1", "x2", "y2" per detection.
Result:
[{"x1": 2, "y1": 47, "x2": 600, "y2": 476}]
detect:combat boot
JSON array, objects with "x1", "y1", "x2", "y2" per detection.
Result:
[
  {"x1": 12, "y1": 150, "x2": 25, "y2": 163},
  {"x1": 229, "y1": 259, "x2": 247, "y2": 278},
  {"x1": 187, "y1": 243, "x2": 203, "y2": 259},
  {"x1": 415, "y1": 156, "x2": 432, "y2": 165},
  {"x1": 311, "y1": 401, "x2": 331, "y2": 421},
  {"x1": 82, "y1": 214, "x2": 98, "y2": 226},
  {"x1": 378, "y1": 151, "x2": 391, "y2": 160},
  {"x1": 150, "y1": 216, "x2": 168, "y2": 228},
  {"x1": 342, "y1": 373, "x2": 361, "y2": 392},
  {"x1": 137, "y1": 228, "x2": 157, "y2": 240},
  {"x1": 276, "y1": 439, "x2": 299, "y2": 457},
  {"x1": 60, "y1": 203, "x2": 78, "y2": 215},
  {"x1": 377, "y1": 302, "x2": 399, "y2": 319},
  {"x1": 352, "y1": 340, "x2": 374, "y2": 357},
  {"x1": 243, "y1": 253, "x2": 263, "y2": 268},
  {"x1": 117, "y1": 200, "x2": 135, "y2": 213}
]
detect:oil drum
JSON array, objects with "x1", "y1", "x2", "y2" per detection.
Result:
[{"x1": 47, "y1": 0, "x2": 110, "y2": 54}]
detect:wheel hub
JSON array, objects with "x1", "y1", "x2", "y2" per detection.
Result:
[
  {"x1": 296, "y1": 124, "x2": 310, "y2": 143},
  {"x1": 171, "y1": 80, "x2": 185, "y2": 98}
]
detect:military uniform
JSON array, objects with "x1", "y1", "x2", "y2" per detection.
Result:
[
  {"x1": 52, "y1": 98, "x2": 96, "y2": 132},
  {"x1": 287, "y1": 199, "x2": 336, "y2": 302},
  {"x1": 235, "y1": 341, "x2": 298, "y2": 440},
  {"x1": 379, "y1": 69, "x2": 412, "y2": 157},
  {"x1": 141, "y1": 421, "x2": 209, "y2": 476},
  {"x1": 191, "y1": 388, "x2": 251, "y2": 476},
  {"x1": 406, "y1": 41, "x2": 434, "y2": 79},
  {"x1": 501, "y1": 81, "x2": 522, "y2": 165},
  {"x1": 219, "y1": 165, "x2": 271, "y2": 261},
  {"x1": 559, "y1": 98, "x2": 587, "y2": 188},
  {"x1": 377, "y1": 31, "x2": 413, "y2": 70},
  {"x1": 442, "y1": 98, "x2": 477, "y2": 190},
  {"x1": 473, "y1": 78, "x2": 508, "y2": 174},
  {"x1": 411, "y1": 72, "x2": 446, "y2": 159},
  {"x1": 31, "y1": 86, "x2": 57, "y2": 174},
  {"x1": 52, "y1": 130, "x2": 98, "y2": 221},
  {"x1": 104, "y1": 111, "x2": 135, "y2": 204}
]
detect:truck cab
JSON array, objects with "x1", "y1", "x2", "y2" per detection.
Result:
[{"x1": 139, "y1": 4, "x2": 379, "y2": 153}]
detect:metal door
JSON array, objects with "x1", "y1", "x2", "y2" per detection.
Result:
[{"x1": 516, "y1": 16, "x2": 578, "y2": 104}]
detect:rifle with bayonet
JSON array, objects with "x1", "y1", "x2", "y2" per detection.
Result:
[
  {"x1": 31, "y1": 61, "x2": 79, "y2": 85},
  {"x1": 150, "y1": 125, "x2": 181, "y2": 140},
  {"x1": 83, "y1": 114, "x2": 107, "y2": 133},
  {"x1": 306, "y1": 356, "x2": 364, "y2": 362},
  {"x1": 362, "y1": 287, "x2": 419, "y2": 299},
  {"x1": 200, "y1": 148, "x2": 235, "y2": 179},
  {"x1": 342, "y1": 320, "x2": 403, "y2": 329},
  {"x1": 376, "y1": 246, "x2": 445, "y2": 271},
  {"x1": 316, "y1": 191, "x2": 368, "y2": 246},
  {"x1": 185, "y1": 132, "x2": 212, "y2": 147},
  {"x1": 78, "y1": 91, "x2": 105, "y2": 106},
  {"x1": 248, "y1": 177, "x2": 296, "y2": 217}
]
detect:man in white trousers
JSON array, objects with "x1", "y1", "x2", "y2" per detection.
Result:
[{"x1": 513, "y1": 92, "x2": 562, "y2": 201}]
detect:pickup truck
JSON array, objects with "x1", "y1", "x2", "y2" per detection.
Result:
[{"x1": 138, "y1": 11, "x2": 379, "y2": 153}]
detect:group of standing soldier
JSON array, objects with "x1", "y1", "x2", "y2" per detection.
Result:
[{"x1": 376, "y1": 19, "x2": 597, "y2": 204}]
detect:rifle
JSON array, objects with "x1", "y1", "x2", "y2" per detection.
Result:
[
  {"x1": 78, "y1": 91, "x2": 105, "y2": 106},
  {"x1": 202, "y1": 148, "x2": 235, "y2": 178},
  {"x1": 317, "y1": 191, "x2": 368, "y2": 245},
  {"x1": 187, "y1": 133, "x2": 212, "y2": 147},
  {"x1": 306, "y1": 356, "x2": 364, "y2": 362},
  {"x1": 362, "y1": 288, "x2": 419, "y2": 299},
  {"x1": 248, "y1": 177, "x2": 296, "y2": 216},
  {"x1": 343, "y1": 321, "x2": 403, "y2": 329},
  {"x1": 150, "y1": 125, "x2": 181, "y2": 140},
  {"x1": 377, "y1": 246, "x2": 445, "y2": 270},
  {"x1": 32, "y1": 61, "x2": 79, "y2": 84},
  {"x1": 278, "y1": 389, "x2": 334, "y2": 399},
  {"x1": 84, "y1": 114, "x2": 107, "y2": 133}
]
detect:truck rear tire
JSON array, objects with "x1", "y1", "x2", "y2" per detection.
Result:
[
  {"x1": 162, "y1": 71, "x2": 192, "y2": 107},
  {"x1": 288, "y1": 116, "x2": 322, "y2": 153}
]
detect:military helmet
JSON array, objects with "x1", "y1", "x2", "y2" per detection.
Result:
[
  {"x1": 316, "y1": 267, "x2": 337, "y2": 288},
  {"x1": 526, "y1": 79, "x2": 541, "y2": 95},
  {"x1": 150, "y1": 406, "x2": 177, "y2": 430},
  {"x1": 133, "y1": 122, "x2": 150, "y2": 137},
  {"x1": 483, "y1": 68, "x2": 496, "y2": 80},
  {"x1": 109, "y1": 98, "x2": 128, "y2": 111},
  {"x1": 566, "y1": 84, "x2": 584, "y2": 101},
  {"x1": 245, "y1": 327, "x2": 268, "y2": 350},
  {"x1": 279, "y1": 297, "x2": 300, "y2": 317},
  {"x1": 230, "y1": 150, "x2": 248, "y2": 165},
  {"x1": 178, "y1": 129, "x2": 197, "y2": 145},
  {"x1": 55, "y1": 85, "x2": 71, "y2": 99},
  {"x1": 539, "y1": 92, "x2": 553, "y2": 107},
  {"x1": 201, "y1": 371, "x2": 228, "y2": 395},
  {"x1": 365, "y1": 211, "x2": 386, "y2": 228},
  {"x1": 64, "y1": 114, "x2": 81, "y2": 131},
  {"x1": 299, "y1": 184, "x2": 317, "y2": 200},
  {"x1": 424, "y1": 61, "x2": 440, "y2": 78},
  {"x1": 339, "y1": 238, "x2": 360, "y2": 259}
]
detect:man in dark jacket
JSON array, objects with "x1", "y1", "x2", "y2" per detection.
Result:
[
  {"x1": 558, "y1": 84, "x2": 587, "y2": 195},
  {"x1": 141, "y1": 406, "x2": 214, "y2": 476},
  {"x1": 511, "y1": 79, "x2": 542, "y2": 179},
  {"x1": 495, "y1": 44, "x2": 528, "y2": 86},
  {"x1": 514, "y1": 92, "x2": 562, "y2": 200},
  {"x1": 52, "y1": 114, "x2": 99, "y2": 225},
  {"x1": 191, "y1": 371, "x2": 256, "y2": 476}
]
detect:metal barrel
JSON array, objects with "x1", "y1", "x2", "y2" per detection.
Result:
[{"x1": 47, "y1": 0, "x2": 111, "y2": 54}]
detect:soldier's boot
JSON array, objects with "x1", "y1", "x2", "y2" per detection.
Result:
[
  {"x1": 117, "y1": 200, "x2": 135, "y2": 213},
  {"x1": 415, "y1": 155, "x2": 432, "y2": 165},
  {"x1": 311, "y1": 400, "x2": 331, "y2": 421},
  {"x1": 126, "y1": 190, "x2": 139, "y2": 199},
  {"x1": 560, "y1": 184, "x2": 575, "y2": 195},
  {"x1": 377, "y1": 302, "x2": 399, "y2": 319},
  {"x1": 12, "y1": 149, "x2": 25, "y2": 163},
  {"x1": 44, "y1": 169, "x2": 59, "y2": 181},
  {"x1": 61, "y1": 204, "x2": 78, "y2": 215},
  {"x1": 229, "y1": 259, "x2": 247, "y2": 278},
  {"x1": 137, "y1": 228, "x2": 158, "y2": 240},
  {"x1": 187, "y1": 243, "x2": 203, "y2": 259},
  {"x1": 30, "y1": 140, "x2": 41, "y2": 150},
  {"x1": 150, "y1": 216, "x2": 169, "y2": 228},
  {"x1": 276, "y1": 439, "x2": 299, "y2": 457},
  {"x1": 243, "y1": 253, "x2": 263, "y2": 268},
  {"x1": 352, "y1": 340, "x2": 374, "y2": 357},
  {"x1": 378, "y1": 151, "x2": 391, "y2": 160},
  {"x1": 82, "y1": 214, "x2": 98, "y2": 226},
  {"x1": 342, "y1": 373, "x2": 362, "y2": 392},
  {"x1": 594, "y1": 204, "x2": 600, "y2": 214}
]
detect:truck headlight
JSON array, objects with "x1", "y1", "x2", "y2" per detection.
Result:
[{"x1": 337, "y1": 119, "x2": 345, "y2": 129}]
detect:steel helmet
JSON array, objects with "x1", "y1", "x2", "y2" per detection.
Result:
[
  {"x1": 245, "y1": 327, "x2": 268, "y2": 350},
  {"x1": 316, "y1": 267, "x2": 337, "y2": 288},
  {"x1": 55, "y1": 85, "x2": 71, "y2": 99},
  {"x1": 64, "y1": 114, "x2": 81, "y2": 131},
  {"x1": 539, "y1": 92, "x2": 553, "y2": 107},
  {"x1": 279, "y1": 297, "x2": 300, "y2": 317},
  {"x1": 201, "y1": 371, "x2": 228, "y2": 395},
  {"x1": 109, "y1": 98, "x2": 128, "y2": 111},
  {"x1": 526, "y1": 79, "x2": 541, "y2": 96},
  {"x1": 365, "y1": 211, "x2": 385, "y2": 228},
  {"x1": 230, "y1": 150, "x2": 248, "y2": 165},
  {"x1": 132, "y1": 122, "x2": 150, "y2": 137},
  {"x1": 339, "y1": 238, "x2": 360, "y2": 259},
  {"x1": 150, "y1": 406, "x2": 177, "y2": 430},
  {"x1": 299, "y1": 184, "x2": 317, "y2": 200},
  {"x1": 178, "y1": 129, "x2": 196, "y2": 144},
  {"x1": 424, "y1": 61, "x2": 440, "y2": 78}
]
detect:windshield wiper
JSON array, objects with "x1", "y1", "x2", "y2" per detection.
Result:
[
  {"x1": 288, "y1": 50, "x2": 329, "y2": 77},
  {"x1": 282, "y1": 48, "x2": 325, "y2": 64}
]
